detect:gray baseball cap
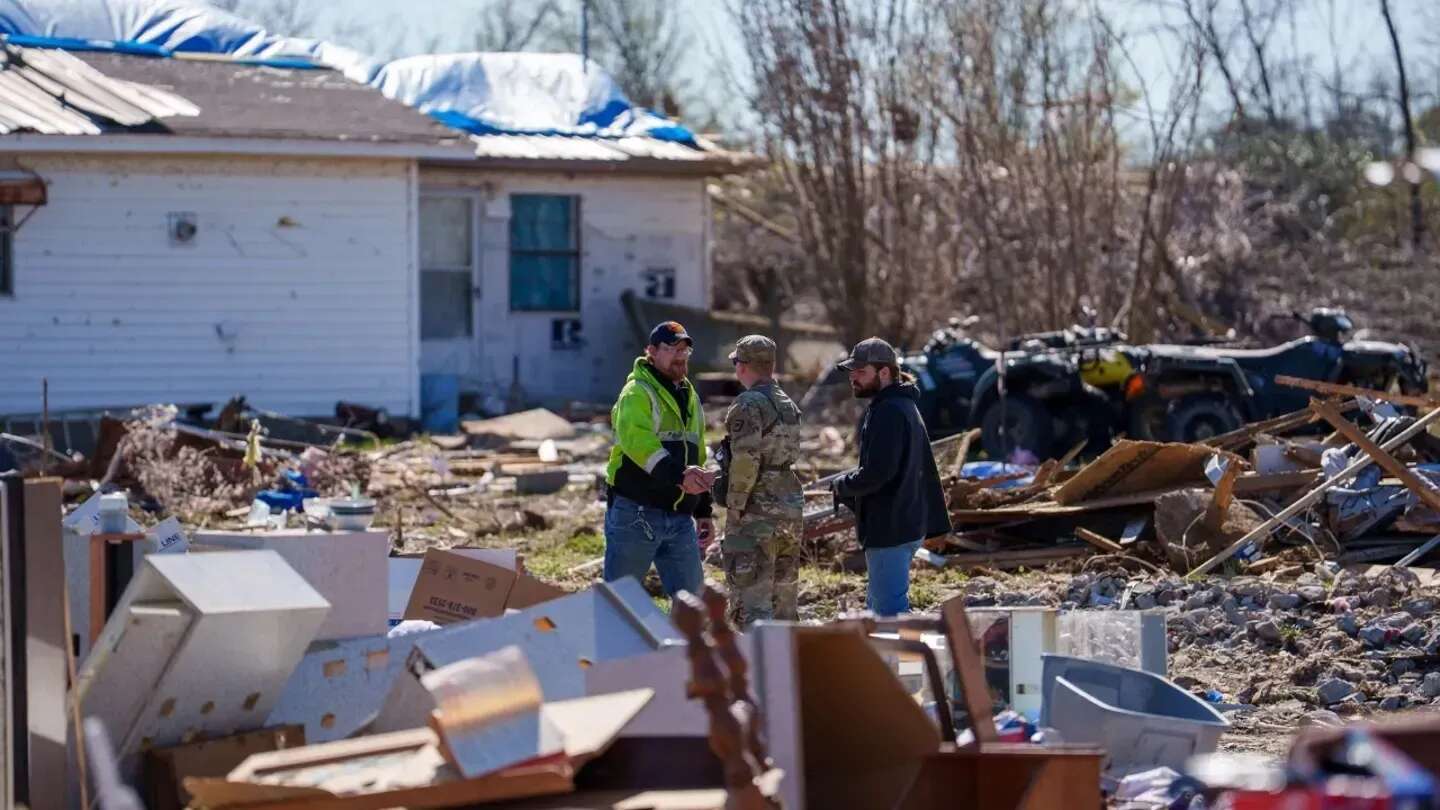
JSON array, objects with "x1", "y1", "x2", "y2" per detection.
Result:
[{"x1": 837, "y1": 337, "x2": 898, "y2": 370}]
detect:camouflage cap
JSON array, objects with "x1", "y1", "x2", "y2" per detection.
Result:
[{"x1": 728, "y1": 334, "x2": 777, "y2": 365}]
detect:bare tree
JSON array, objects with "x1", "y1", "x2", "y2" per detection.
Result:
[
  {"x1": 560, "y1": 0, "x2": 692, "y2": 113},
  {"x1": 1380, "y1": 0, "x2": 1423, "y2": 250},
  {"x1": 731, "y1": 0, "x2": 953, "y2": 347},
  {"x1": 467, "y1": 0, "x2": 564, "y2": 52},
  {"x1": 208, "y1": 0, "x2": 318, "y2": 36}
]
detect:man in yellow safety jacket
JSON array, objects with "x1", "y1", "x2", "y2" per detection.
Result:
[{"x1": 603, "y1": 321, "x2": 715, "y2": 598}]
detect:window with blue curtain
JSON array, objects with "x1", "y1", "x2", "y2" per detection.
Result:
[{"x1": 509, "y1": 194, "x2": 580, "y2": 312}]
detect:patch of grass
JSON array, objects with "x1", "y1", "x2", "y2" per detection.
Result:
[
  {"x1": 797, "y1": 566, "x2": 866, "y2": 620},
  {"x1": 523, "y1": 529, "x2": 605, "y2": 582},
  {"x1": 909, "y1": 567, "x2": 971, "y2": 611},
  {"x1": 566, "y1": 530, "x2": 605, "y2": 557}
]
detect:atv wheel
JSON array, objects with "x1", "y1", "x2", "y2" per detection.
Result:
[
  {"x1": 1126, "y1": 396, "x2": 1171, "y2": 442},
  {"x1": 1061, "y1": 390, "x2": 1115, "y2": 458},
  {"x1": 980, "y1": 394, "x2": 1054, "y2": 461},
  {"x1": 1165, "y1": 395, "x2": 1243, "y2": 443}
]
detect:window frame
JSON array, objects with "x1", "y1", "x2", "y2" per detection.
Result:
[
  {"x1": 508, "y1": 194, "x2": 581, "y2": 313},
  {"x1": 418, "y1": 192, "x2": 478, "y2": 341}
]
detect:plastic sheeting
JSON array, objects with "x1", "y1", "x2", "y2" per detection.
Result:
[
  {"x1": 374, "y1": 51, "x2": 693, "y2": 142},
  {"x1": 0, "y1": 0, "x2": 375, "y2": 74},
  {"x1": 0, "y1": 0, "x2": 696, "y2": 143}
]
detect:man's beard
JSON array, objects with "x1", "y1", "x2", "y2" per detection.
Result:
[
  {"x1": 657, "y1": 358, "x2": 688, "y2": 381},
  {"x1": 851, "y1": 378, "x2": 882, "y2": 399}
]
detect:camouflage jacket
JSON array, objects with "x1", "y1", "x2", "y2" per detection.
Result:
[{"x1": 722, "y1": 380, "x2": 803, "y2": 519}]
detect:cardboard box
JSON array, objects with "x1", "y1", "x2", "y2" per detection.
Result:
[
  {"x1": 403, "y1": 549, "x2": 565, "y2": 626},
  {"x1": 387, "y1": 548, "x2": 518, "y2": 625}
]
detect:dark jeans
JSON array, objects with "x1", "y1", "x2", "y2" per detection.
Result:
[{"x1": 603, "y1": 494, "x2": 702, "y2": 598}]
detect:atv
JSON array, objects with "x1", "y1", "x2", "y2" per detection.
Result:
[
  {"x1": 966, "y1": 323, "x2": 1140, "y2": 460},
  {"x1": 1122, "y1": 307, "x2": 1429, "y2": 443},
  {"x1": 902, "y1": 316, "x2": 998, "y2": 435}
]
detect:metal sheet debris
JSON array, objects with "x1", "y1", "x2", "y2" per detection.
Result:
[{"x1": 74, "y1": 550, "x2": 329, "y2": 780}]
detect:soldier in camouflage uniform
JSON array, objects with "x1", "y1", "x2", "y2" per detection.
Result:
[{"x1": 717, "y1": 335, "x2": 803, "y2": 627}]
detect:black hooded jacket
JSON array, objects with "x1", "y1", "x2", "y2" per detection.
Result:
[{"x1": 833, "y1": 382, "x2": 952, "y2": 549}]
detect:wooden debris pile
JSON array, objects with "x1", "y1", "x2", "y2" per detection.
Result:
[{"x1": 805, "y1": 384, "x2": 1440, "y2": 577}]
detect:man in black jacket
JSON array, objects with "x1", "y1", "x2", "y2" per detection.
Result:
[{"x1": 832, "y1": 338, "x2": 952, "y2": 615}]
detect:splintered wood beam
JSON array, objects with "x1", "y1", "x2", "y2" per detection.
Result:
[
  {"x1": 1074, "y1": 528, "x2": 1124, "y2": 554},
  {"x1": 949, "y1": 429, "x2": 981, "y2": 480},
  {"x1": 940, "y1": 597, "x2": 999, "y2": 747},
  {"x1": 1311, "y1": 398, "x2": 1440, "y2": 515},
  {"x1": 1277, "y1": 376, "x2": 1439, "y2": 409},
  {"x1": 1202, "y1": 399, "x2": 1358, "y2": 450},
  {"x1": 1203, "y1": 457, "x2": 1241, "y2": 531}
]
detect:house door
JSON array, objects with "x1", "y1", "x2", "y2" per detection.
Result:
[{"x1": 419, "y1": 193, "x2": 481, "y2": 380}]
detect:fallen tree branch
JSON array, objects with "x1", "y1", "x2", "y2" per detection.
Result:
[{"x1": 401, "y1": 469, "x2": 481, "y2": 532}]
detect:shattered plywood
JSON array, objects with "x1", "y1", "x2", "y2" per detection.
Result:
[{"x1": 1053, "y1": 441, "x2": 1239, "y2": 506}]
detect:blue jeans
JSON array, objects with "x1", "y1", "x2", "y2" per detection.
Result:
[
  {"x1": 603, "y1": 494, "x2": 703, "y2": 598},
  {"x1": 866, "y1": 540, "x2": 922, "y2": 616}
]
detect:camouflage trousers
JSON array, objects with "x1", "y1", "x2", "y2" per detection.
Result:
[{"x1": 722, "y1": 512, "x2": 801, "y2": 628}]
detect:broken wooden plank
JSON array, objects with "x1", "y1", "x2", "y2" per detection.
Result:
[
  {"x1": 943, "y1": 545, "x2": 1090, "y2": 570},
  {"x1": 1202, "y1": 400, "x2": 1357, "y2": 451},
  {"x1": 1310, "y1": 398, "x2": 1440, "y2": 515},
  {"x1": 1244, "y1": 556, "x2": 1291, "y2": 574},
  {"x1": 1234, "y1": 470, "x2": 1322, "y2": 494},
  {"x1": 1074, "y1": 528, "x2": 1124, "y2": 554},
  {"x1": 1277, "y1": 376, "x2": 1440, "y2": 409},
  {"x1": 1203, "y1": 457, "x2": 1241, "y2": 531},
  {"x1": 1340, "y1": 545, "x2": 1420, "y2": 565},
  {"x1": 1053, "y1": 440, "x2": 1233, "y2": 505},
  {"x1": 1188, "y1": 405, "x2": 1440, "y2": 577},
  {"x1": 948, "y1": 428, "x2": 981, "y2": 480},
  {"x1": 1055, "y1": 437, "x2": 1089, "y2": 470},
  {"x1": 939, "y1": 597, "x2": 999, "y2": 746}
]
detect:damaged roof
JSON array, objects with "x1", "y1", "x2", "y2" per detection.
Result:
[
  {"x1": 464, "y1": 133, "x2": 760, "y2": 174},
  {"x1": 0, "y1": 42, "x2": 755, "y2": 172},
  {"x1": 0, "y1": 44, "x2": 198, "y2": 134},
  {"x1": 71, "y1": 49, "x2": 463, "y2": 146}
]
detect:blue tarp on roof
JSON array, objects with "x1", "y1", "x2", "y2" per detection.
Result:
[{"x1": 0, "y1": 0, "x2": 696, "y2": 144}]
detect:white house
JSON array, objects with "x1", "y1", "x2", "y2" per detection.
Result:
[{"x1": 0, "y1": 43, "x2": 754, "y2": 422}]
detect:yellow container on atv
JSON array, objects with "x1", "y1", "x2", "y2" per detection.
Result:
[{"x1": 1078, "y1": 349, "x2": 1135, "y2": 388}]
